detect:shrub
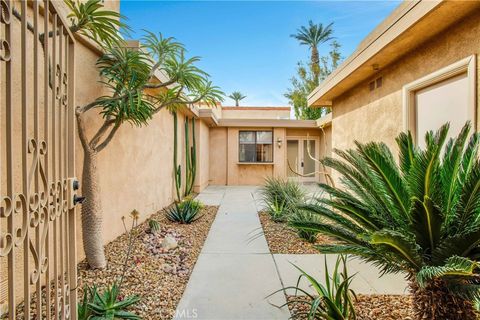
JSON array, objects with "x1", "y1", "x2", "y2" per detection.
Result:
[
  {"x1": 78, "y1": 214, "x2": 141, "y2": 319},
  {"x1": 166, "y1": 198, "x2": 203, "y2": 224},
  {"x1": 178, "y1": 197, "x2": 204, "y2": 212},
  {"x1": 78, "y1": 283, "x2": 141, "y2": 320},
  {"x1": 294, "y1": 122, "x2": 480, "y2": 319},
  {"x1": 289, "y1": 210, "x2": 319, "y2": 243},
  {"x1": 275, "y1": 255, "x2": 356, "y2": 320},
  {"x1": 261, "y1": 177, "x2": 306, "y2": 222}
]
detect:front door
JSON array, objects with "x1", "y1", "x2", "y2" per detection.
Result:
[{"x1": 286, "y1": 138, "x2": 318, "y2": 182}]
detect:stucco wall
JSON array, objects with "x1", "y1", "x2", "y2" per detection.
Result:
[
  {"x1": 194, "y1": 119, "x2": 210, "y2": 192},
  {"x1": 209, "y1": 128, "x2": 228, "y2": 185},
  {"x1": 208, "y1": 127, "x2": 328, "y2": 185},
  {"x1": 75, "y1": 54, "x2": 191, "y2": 257},
  {"x1": 221, "y1": 107, "x2": 291, "y2": 119},
  {"x1": 331, "y1": 9, "x2": 480, "y2": 183}
]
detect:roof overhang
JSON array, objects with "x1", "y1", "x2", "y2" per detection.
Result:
[
  {"x1": 316, "y1": 114, "x2": 332, "y2": 128},
  {"x1": 198, "y1": 108, "x2": 219, "y2": 126},
  {"x1": 217, "y1": 119, "x2": 318, "y2": 128},
  {"x1": 308, "y1": 0, "x2": 480, "y2": 107}
]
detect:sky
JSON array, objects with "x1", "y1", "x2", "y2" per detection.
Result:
[{"x1": 121, "y1": 1, "x2": 400, "y2": 106}]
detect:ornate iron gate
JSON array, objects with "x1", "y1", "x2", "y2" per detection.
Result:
[{"x1": 1, "y1": 1, "x2": 77, "y2": 319}]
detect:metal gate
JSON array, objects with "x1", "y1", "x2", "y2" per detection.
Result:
[{"x1": 1, "y1": 0, "x2": 77, "y2": 319}]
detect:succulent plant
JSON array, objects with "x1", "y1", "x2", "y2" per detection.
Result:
[{"x1": 148, "y1": 219, "x2": 161, "y2": 234}]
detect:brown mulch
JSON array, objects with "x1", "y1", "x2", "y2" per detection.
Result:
[
  {"x1": 77, "y1": 205, "x2": 218, "y2": 320},
  {"x1": 287, "y1": 294, "x2": 414, "y2": 320},
  {"x1": 258, "y1": 211, "x2": 335, "y2": 254}
]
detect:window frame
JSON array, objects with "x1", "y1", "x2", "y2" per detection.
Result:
[
  {"x1": 238, "y1": 130, "x2": 274, "y2": 163},
  {"x1": 402, "y1": 55, "x2": 476, "y2": 143}
]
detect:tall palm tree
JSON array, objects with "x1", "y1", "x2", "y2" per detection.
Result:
[
  {"x1": 228, "y1": 91, "x2": 246, "y2": 106},
  {"x1": 293, "y1": 122, "x2": 480, "y2": 319},
  {"x1": 291, "y1": 21, "x2": 333, "y2": 79}
]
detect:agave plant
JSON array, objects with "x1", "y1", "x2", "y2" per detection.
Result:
[
  {"x1": 293, "y1": 122, "x2": 480, "y2": 319},
  {"x1": 166, "y1": 198, "x2": 203, "y2": 224},
  {"x1": 289, "y1": 210, "x2": 319, "y2": 243},
  {"x1": 78, "y1": 283, "x2": 141, "y2": 320},
  {"x1": 260, "y1": 177, "x2": 306, "y2": 222},
  {"x1": 274, "y1": 255, "x2": 356, "y2": 320}
]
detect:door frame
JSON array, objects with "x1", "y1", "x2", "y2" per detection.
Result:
[{"x1": 286, "y1": 136, "x2": 319, "y2": 182}]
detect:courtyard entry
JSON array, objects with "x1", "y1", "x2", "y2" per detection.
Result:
[
  {"x1": 286, "y1": 137, "x2": 318, "y2": 182},
  {"x1": 1, "y1": 1, "x2": 77, "y2": 319}
]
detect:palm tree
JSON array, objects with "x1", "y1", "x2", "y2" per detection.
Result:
[
  {"x1": 292, "y1": 122, "x2": 480, "y2": 319},
  {"x1": 228, "y1": 91, "x2": 246, "y2": 106},
  {"x1": 68, "y1": 0, "x2": 224, "y2": 268},
  {"x1": 291, "y1": 21, "x2": 333, "y2": 79}
]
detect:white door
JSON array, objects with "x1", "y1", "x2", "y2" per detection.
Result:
[{"x1": 287, "y1": 138, "x2": 318, "y2": 182}]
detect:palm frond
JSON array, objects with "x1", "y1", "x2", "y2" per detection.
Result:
[{"x1": 417, "y1": 256, "x2": 479, "y2": 287}]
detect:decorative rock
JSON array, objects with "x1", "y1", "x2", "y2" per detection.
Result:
[{"x1": 162, "y1": 235, "x2": 178, "y2": 250}]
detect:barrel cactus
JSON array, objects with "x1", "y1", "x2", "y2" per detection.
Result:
[{"x1": 148, "y1": 219, "x2": 161, "y2": 234}]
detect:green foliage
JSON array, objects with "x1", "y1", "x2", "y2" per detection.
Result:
[
  {"x1": 173, "y1": 112, "x2": 182, "y2": 201},
  {"x1": 184, "y1": 117, "x2": 197, "y2": 196},
  {"x1": 276, "y1": 255, "x2": 356, "y2": 320},
  {"x1": 96, "y1": 48, "x2": 154, "y2": 126},
  {"x1": 179, "y1": 197, "x2": 204, "y2": 211},
  {"x1": 290, "y1": 20, "x2": 334, "y2": 53},
  {"x1": 148, "y1": 219, "x2": 161, "y2": 234},
  {"x1": 290, "y1": 210, "x2": 319, "y2": 243},
  {"x1": 295, "y1": 122, "x2": 480, "y2": 301},
  {"x1": 78, "y1": 283, "x2": 141, "y2": 320},
  {"x1": 228, "y1": 91, "x2": 246, "y2": 106},
  {"x1": 66, "y1": 0, "x2": 129, "y2": 47},
  {"x1": 285, "y1": 41, "x2": 341, "y2": 120},
  {"x1": 166, "y1": 198, "x2": 203, "y2": 224},
  {"x1": 260, "y1": 177, "x2": 306, "y2": 222}
]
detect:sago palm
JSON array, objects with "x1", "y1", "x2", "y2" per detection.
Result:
[
  {"x1": 292, "y1": 122, "x2": 480, "y2": 319},
  {"x1": 228, "y1": 91, "x2": 246, "y2": 106},
  {"x1": 291, "y1": 21, "x2": 333, "y2": 78}
]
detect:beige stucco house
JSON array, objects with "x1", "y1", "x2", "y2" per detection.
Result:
[
  {"x1": 308, "y1": 0, "x2": 480, "y2": 182},
  {"x1": 196, "y1": 104, "x2": 331, "y2": 187}
]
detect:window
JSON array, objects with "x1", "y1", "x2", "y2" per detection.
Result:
[{"x1": 239, "y1": 131, "x2": 273, "y2": 162}]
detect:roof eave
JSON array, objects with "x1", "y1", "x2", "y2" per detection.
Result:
[{"x1": 308, "y1": 0, "x2": 480, "y2": 107}]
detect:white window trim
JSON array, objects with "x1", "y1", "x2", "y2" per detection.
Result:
[{"x1": 402, "y1": 55, "x2": 477, "y2": 141}]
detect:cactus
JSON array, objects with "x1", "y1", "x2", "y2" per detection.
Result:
[
  {"x1": 173, "y1": 112, "x2": 182, "y2": 201},
  {"x1": 148, "y1": 219, "x2": 161, "y2": 234},
  {"x1": 184, "y1": 117, "x2": 197, "y2": 196}
]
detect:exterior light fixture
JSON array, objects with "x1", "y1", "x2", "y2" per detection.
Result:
[
  {"x1": 372, "y1": 63, "x2": 380, "y2": 71},
  {"x1": 277, "y1": 137, "x2": 283, "y2": 148}
]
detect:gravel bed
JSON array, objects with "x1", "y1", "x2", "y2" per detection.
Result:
[
  {"x1": 287, "y1": 294, "x2": 414, "y2": 319},
  {"x1": 78, "y1": 205, "x2": 218, "y2": 320},
  {"x1": 258, "y1": 211, "x2": 335, "y2": 254}
]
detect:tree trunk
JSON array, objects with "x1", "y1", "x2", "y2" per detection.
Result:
[
  {"x1": 410, "y1": 280, "x2": 478, "y2": 320},
  {"x1": 311, "y1": 45, "x2": 320, "y2": 81},
  {"x1": 80, "y1": 149, "x2": 106, "y2": 269}
]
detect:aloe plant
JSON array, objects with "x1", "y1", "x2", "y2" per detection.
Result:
[
  {"x1": 273, "y1": 255, "x2": 356, "y2": 320},
  {"x1": 78, "y1": 283, "x2": 141, "y2": 320}
]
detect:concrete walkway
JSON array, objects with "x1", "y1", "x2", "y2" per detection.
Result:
[{"x1": 174, "y1": 186, "x2": 407, "y2": 320}]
